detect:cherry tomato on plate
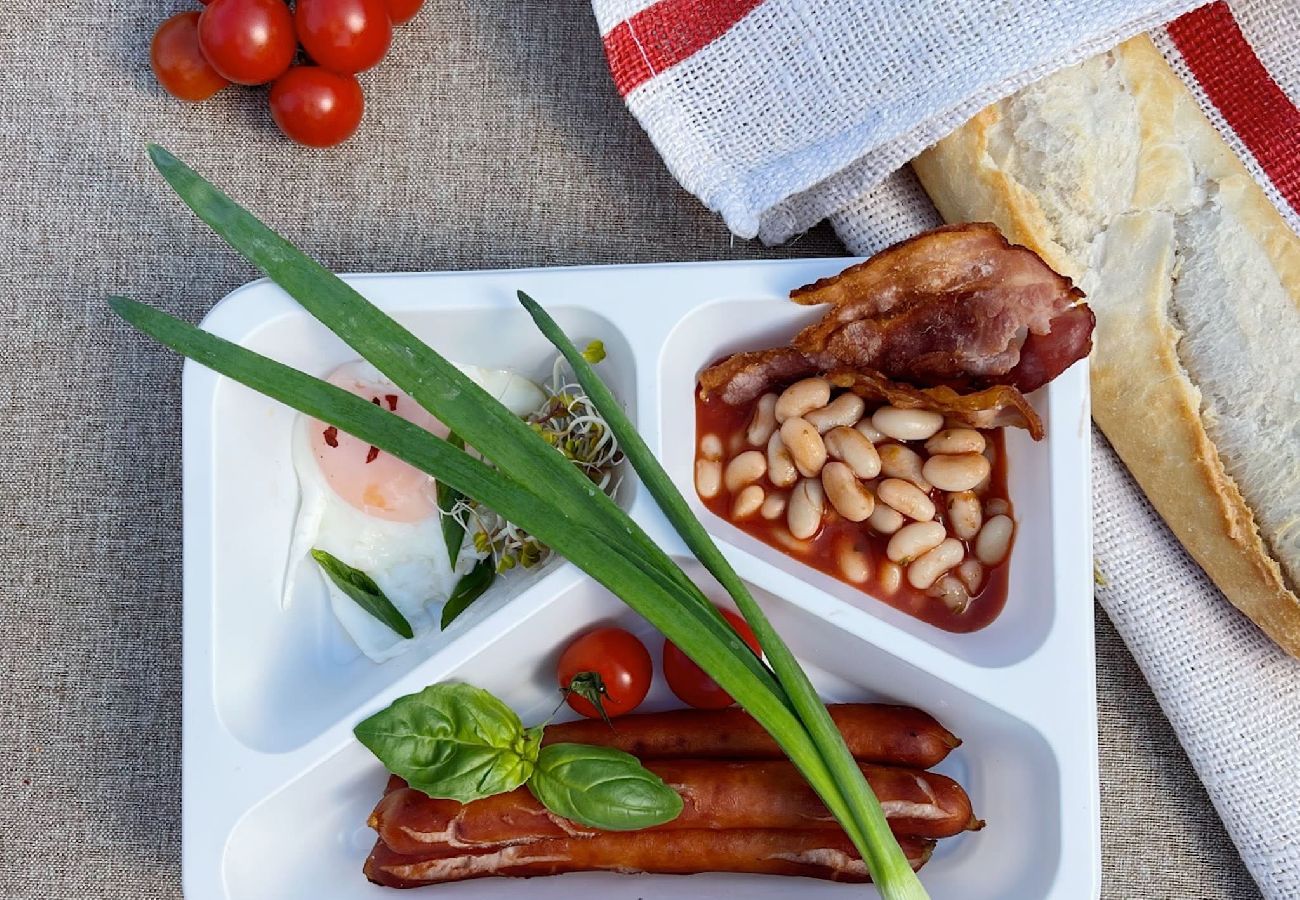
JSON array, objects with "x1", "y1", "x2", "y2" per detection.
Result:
[
  {"x1": 295, "y1": 0, "x2": 393, "y2": 75},
  {"x1": 197, "y1": 0, "x2": 296, "y2": 85},
  {"x1": 151, "y1": 12, "x2": 230, "y2": 102},
  {"x1": 556, "y1": 627, "x2": 653, "y2": 720},
  {"x1": 383, "y1": 0, "x2": 425, "y2": 25},
  {"x1": 270, "y1": 66, "x2": 365, "y2": 148},
  {"x1": 663, "y1": 608, "x2": 760, "y2": 709}
]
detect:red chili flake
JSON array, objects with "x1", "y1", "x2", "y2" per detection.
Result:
[
  {"x1": 371, "y1": 396, "x2": 381, "y2": 406},
  {"x1": 322, "y1": 426, "x2": 339, "y2": 448},
  {"x1": 385, "y1": 394, "x2": 398, "y2": 411},
  {"x1": 365, "y1": 446, "x2": 380, "y2": 464}
]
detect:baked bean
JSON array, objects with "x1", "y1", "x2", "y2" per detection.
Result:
[
  {"x1": 984, "y1": 497, "x2": 1010, "y2": 517},
  {"x1": 780, "y1": 417, "x2": 827, "y2": 478},
  {"x1": 775, "y1": 378, "x2": 831, "y2": 423},
  {"x1": 760, "y1": 491, "x2": 787, "y2": 520},
  {"x1": 731, "y1": 484, "x2": 765, "y2": 520},
  {"x1": 695, "y1": 459, "x2": 722, "y2": 499},
  {"x1": 975, "y1": 515, "x2": 1014, "y2": 565},
  {"x1": 855, "y1": 417, "x2": 886, "y2": 443},
  {"x1": 928, "y1": 574, "x2": 970, "y2": 612},
  {"x1": 924, "y1": 428, "x2": 986, "y2": 455},
  {"x1": 878, "y1": 443, "x2": 931, "y2": 491},
  {"x1": 824, "y1": 426, "x2": 882, "y2": 479},
  {"x1": 886, "y1": 521, "x2": 946, "y2": 564},
  {"x1": 773, "y1": 528, "x2": 812, "y2": 555},
  {"x1": 907, "y1": 538, "x2": 964, "y2": 589},
  {"x1": 746, "y1": 393, "x2": 779, "y2": 447},
  {"x1": 724, "y1": 450, "x2": 767, "y2": 493},
  {"x1": 876, "y1": 478, "x2": 936, "y2": 522},
  {"x1": 922, "y1": 452, "x2": 991, "y2": 493},
  {"x1": 804, "y1": 393, "x2": 866, "y2": 433},
  {"x1": 879, "y1": 561, "x2": 902, "y2": 594},
  {"x1": 945, "y1": 491, "x2": 983, "y2": 541},
  {"x1": 821, "y1": 462, "x2": 875, "y2": 522},
  {"x1": 871, "y1": 406, "x2": 944, "y2": 441},
  {"x1": 766, "y1": 431, "x2": 798, "y2": 488},
  {"x1": 957, "y1": 558, "x2": 985, "y2": 593},
  {"x1": 868, "y1": 503, "x2": 906, "y2": 535},
  {"x1": 700, "y1": 433, "x2": 723, "y2": 461},
  {"x1": 837, "y1": 541, "x2": 871, "y2": 583},
  {"x1": 787, "y1": 478, "x2": 826, "y2": 540}
]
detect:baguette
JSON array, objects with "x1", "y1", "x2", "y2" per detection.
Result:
[{"x1": 912, "y1": 36, "x2": 1300, "y2": 654}]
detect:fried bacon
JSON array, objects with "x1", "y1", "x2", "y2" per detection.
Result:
[
  {"x1": 370, "y1": 761, "x2": 980, "y2": 856},
  {"x1": 828, "y1": 369, "x2": 1045, "y2": 440},
  {"x1": 364, "y1": 828, "x2": 936, "y2": 887},
  {"x1": 698, "y1": 223, "x2": 1093, "y2": 415},
  {"x1": 541, "y1": 703, "x2": 959, "y2": 769}
]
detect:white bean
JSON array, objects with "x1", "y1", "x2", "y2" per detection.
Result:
[
  {"x1": 928, "y1": 574, "x2": 971, "y2": 612},
  {"x1": 879, "y1": 561, "x2": 903, "y2": 594},
  {"x1": 984, "y1": 497, "x2": 1011, "y2": 518},
  {"x1": 760, "y1": 491, "x2": 787, "y2": 520},
  {"x1": 907, "y1": 538, "x2": 964, "y2": 589},
  {"x1": 787, "y1": 478, "x2": 826, "y2": 539},
  {"x1": 855, "y1": 417, "x2": 886, "y2": 443},
  {"x1": 774, "y1": 528, "x2": 812, "y2": 555},
  {"x1": 780, "y1": 417, "x2": 827, "y2": 478},
  {"x1": 975, "y1": 515, "x2": 1015, "y2": 565},
  {"x1": 924, "y1": 428, "x2": 986, "y2": 456},
  {"x1": 766, "y1": 431, "x2": 798, "y2": 488},
  {"x1": 877, "y1": 478, "x2": 936, "y2": 522},
  {"x1": 775, "y1": 378, "x2": 831, "y2": 423},
  {"x1": 746, "y1": 393, "x2": 779, "y2": 447},
  {"x1": 821, "y1": 462, "x2": 875, "y2": 522},
  {"x1": 945, "y1": 491, "x2": 983, "y2": 541},
  {"x1": 805, "y1": 393, "x2": 866, "y2": 433},
  {"x1": 724, "y1": 450, "x2": 767, "y2": 493},
  {"x1": 872, "y1": 406, "x2": 944, "y2": 441},
  {"x1": 886, "y1": 521, "x2": 946, "y2": 564},
  {"x1": 878, "y1": 443, "x2": 931, "y2": 491},
  {"x1": 837, "y1": 541, "x2": 871, "y2": 584},
  {"x1": 695, "y1": 459, "x2": 721, "y2": 499},
  {"x1": 699, "y1": 433, "x2": 723, "y2": 461},
  {"x1": 957, "y1": 558, "x2": 985, "y2": 593},
  {"x1": 731, "y1": 484, "x2": 765, "y2": 520},
  {"x1": 922, "y1": 452, "x2": 991, "y2": 493},
  {"x1": 824, "y1": 426, "x2": 882, "y2": 479},
  {"x1": 868, "y1": 503, "x2": 906, "y2": 535}
]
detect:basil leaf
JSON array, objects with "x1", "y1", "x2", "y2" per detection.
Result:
[
  {"x1": 440, "y1": 555, "x2": 496, "y2": 630},
  {"x1": 354, "y1": 683, "x2": 541, "y2": 803},
  {"x1": 526, "y1": 743, "x2": 683, "y2": 831},
  {"x1": 311, "y1": 548, "x2": 413, "y2": 639},
  {"x1": 436, "y1": 432, "x2": 468, "y2": 566}
]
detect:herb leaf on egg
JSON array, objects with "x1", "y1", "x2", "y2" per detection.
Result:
[{"x1": 311, "y1": 548, "x2": 414, "y2": 639}]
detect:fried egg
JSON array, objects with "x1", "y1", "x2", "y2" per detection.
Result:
[{"x1": 283, "y1": 359, "x2": 545, "y2": 662}]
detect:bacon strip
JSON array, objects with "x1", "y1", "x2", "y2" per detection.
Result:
[
  {"x1": 364, "y1": 829, "x2": 936, "y2": 887},
  {"x1": 541, "y1": 703, "x2": 960, "y2": 768},
  {"x1": 371, "y1": 761, "x2": 981, "y2": 855},
  {"x1": 827, "y1": 369, "x2": 1045, "y2": 441}
]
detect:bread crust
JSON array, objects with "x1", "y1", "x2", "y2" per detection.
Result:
[{"x1": 912, "y1": 36, "x2": 1300, "y2": 655}]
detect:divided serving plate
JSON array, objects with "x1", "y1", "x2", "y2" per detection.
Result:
[{"x1": 182, "y1": 259, "x2": 1100, "y2": 899}]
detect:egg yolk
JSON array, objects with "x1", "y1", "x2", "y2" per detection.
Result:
[{"x1": 309, "y1": 368, "x2": 448, "y2": 523}]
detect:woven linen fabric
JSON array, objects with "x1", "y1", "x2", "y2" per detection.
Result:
[
  {"x1": 591, "y1": 0, "x2": 1205, "y2": 243},
  {"x1": 0, "y1": 0, "x2": 1264, "y2": 898}
]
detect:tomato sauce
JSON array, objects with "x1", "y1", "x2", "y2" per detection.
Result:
[{"x1": 695, "y1": 388, "x2": 1012, "y2": 633}]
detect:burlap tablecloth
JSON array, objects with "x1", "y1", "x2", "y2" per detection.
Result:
[{"x1": 0, "y1": 2, "x2": 1262, "y2": 897}]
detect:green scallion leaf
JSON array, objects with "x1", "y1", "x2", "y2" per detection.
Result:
[
  {"x1": 436, "y1": 432, "x2": 468, "y2": 567},
  {"x1": 440, "y1": 556, "x2": 496, "y2": 629}
]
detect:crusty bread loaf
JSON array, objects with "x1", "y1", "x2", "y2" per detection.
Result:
[{"x1": 912, "y1": 36, "x2": 1300, "y2": 655}]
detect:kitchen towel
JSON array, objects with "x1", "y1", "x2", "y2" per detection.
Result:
[{"x1": 589, "y1": 0, "x2": 1300, "y2": 896}]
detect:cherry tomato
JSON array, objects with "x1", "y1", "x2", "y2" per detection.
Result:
[
  {"x1": 663, "y1": 608, "x2": 760, "y2": 709},
  {"x1": 295, "y1": 0, "x2": 393, "y2": 75},
  {"x1": 269, "y1": 66, "x2": 365, "y2": 148},
  {"x1": 197, "y1": 0, "x2": 296, "y2": 86},
  {"x1": 151, "y1": 12, "x2": 230, "y2": 102},
  {"x1": 556, "y1": 627, "x2": 653, "y2": 720},
  {"x1": 383, "y1": 0, "x2": 425, "y2": 25}
]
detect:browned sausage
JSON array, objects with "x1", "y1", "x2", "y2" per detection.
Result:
[
  {"x1": 364, "y1": 828, "x2": 936, "y2": 887},
  {"x1": 540, "y1": 703, "x2": 960, "y2": 768}
]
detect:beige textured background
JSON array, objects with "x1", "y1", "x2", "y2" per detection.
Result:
[{"x1": 0, "y1": 1, "x2": 1261, "y2": 897}]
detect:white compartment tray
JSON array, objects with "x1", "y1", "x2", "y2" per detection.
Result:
[{"x1": 182, "y1": 259, "x2": 1099, "y2": 899}]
